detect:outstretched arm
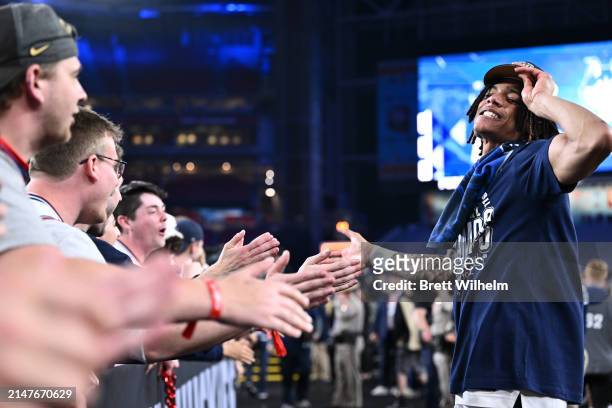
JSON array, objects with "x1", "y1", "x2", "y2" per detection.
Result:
[{"x1": 337, "y1": 228, "x2": 453, "y2": 283}]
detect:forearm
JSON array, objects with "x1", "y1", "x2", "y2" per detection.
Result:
[
  {"x1": 369, "y1": 245, "x2": 453, "y2": 282},
  {"x1": 533, "y1": 94, "x2": 610, "y2": 151},
  {"x1": 144, "y1": 321, "x2": 248, "y2": 362},
  {"x1": 163, "y1": 279, "x2": 212, "y2": 322},
  {"x1": 204, "y1": 260, "x2": 231, "y2": 277}
]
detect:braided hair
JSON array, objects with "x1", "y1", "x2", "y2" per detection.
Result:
[{"x1": 466, "y1": 83, "x2": 559, "y2": 154}]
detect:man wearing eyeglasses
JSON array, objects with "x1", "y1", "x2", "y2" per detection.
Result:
[{"x1": 27, "y1": 107, "x2": 125, "y2": 262}]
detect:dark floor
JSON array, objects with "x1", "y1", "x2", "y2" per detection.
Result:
[{"x1": 236, "y1": 379, "x2": 426, "y2": 408}]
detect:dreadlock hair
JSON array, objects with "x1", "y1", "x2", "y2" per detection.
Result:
[{"x1": 466, "y1": 83, "x2": 559, "y2": 154}]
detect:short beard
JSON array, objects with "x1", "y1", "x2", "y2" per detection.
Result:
[{"x1": 39, "y1": 108, "x2": 72, "y2": 149}]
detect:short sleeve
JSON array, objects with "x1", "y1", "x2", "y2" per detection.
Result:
[
  {"x1": 515, "y1": 138, "x2": 576, "y2": 197},
  {"x1": 0, "y1": 154, "x2": 54, "y2": 254}
]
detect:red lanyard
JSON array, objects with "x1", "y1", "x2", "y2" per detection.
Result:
[{"x1": 0, "y1": 137, "x2": 29, "y2": 181}]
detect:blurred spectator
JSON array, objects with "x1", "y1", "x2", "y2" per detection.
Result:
[
  {"x1": 164, "y1": 214, "x2": 205, "y2": 278},
  {"x1": 431, "y1": 292, "x2": 455, "y2": 408},
  {"x1": 583, "y1": 259, "x2": 612, "y2": 408},
  {"x1": 370, "y1": 294, "x2": 399, "y2": 397},
  {"x1": 176, "y1": 216, "x2": 208, "y2": 276},
  {"x1": 244, "y1": 331, "x2": 270, "y2": 400},
  {"x1": 281, "y1": 309, "x2": 316, "y2": 408},
  {"x1": 391, "y1": 297, "x2": 428, "y2": 407},
  {"x1": 310, "y1": 304, "x2": 332, "y2": 382},
  {"x1": 331, "y1": 287, "x2": 364, "y2": 408}
]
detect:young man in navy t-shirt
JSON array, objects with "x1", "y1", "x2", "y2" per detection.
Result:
[{"x1": 340, "y1": 62, "x2": 612, "y2": 407}]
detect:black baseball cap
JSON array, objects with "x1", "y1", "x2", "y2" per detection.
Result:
[
  {"x1": 0, "y1": 3, "x2": 78, "y2": 89},
  {"x1": 483, "y1": 62, "x2": 542, "y2": 86}
]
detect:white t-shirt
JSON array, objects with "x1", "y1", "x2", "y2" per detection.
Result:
[
  {"x1": 29, "y1": 194, "x2": 106, "y2": 264},
  {"x1": 28, "y1": 193, "x2": 146, "y2": 363}
]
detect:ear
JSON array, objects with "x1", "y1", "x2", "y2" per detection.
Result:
[
  {"x1": 116, "y1": 214, "x2": 131, "y2": 232},
  {"x1": 81, "y1": 155, "x2": 101, "y2": 183},
  {"x1": 23, "y1": 64, "x2": 47, "y2": 106}
]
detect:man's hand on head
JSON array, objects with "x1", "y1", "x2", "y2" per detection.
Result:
[{"x1": 514, "y1": 63, "x2": 558, "y2": 118}]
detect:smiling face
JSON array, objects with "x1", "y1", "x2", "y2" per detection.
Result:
[{"x1": 473, "y1": 82, "x2": 524, "y2": 145}]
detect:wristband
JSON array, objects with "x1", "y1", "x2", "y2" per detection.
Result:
[
  {"x1": 181, "y1": 279, "x2": 223, "y2": 339},
  {"x1": 206, "y1": 279, "x2": 222, "y2": 320}
]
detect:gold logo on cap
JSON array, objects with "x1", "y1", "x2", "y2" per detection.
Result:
[{"x1": 30, "y1": 43, "x2": 50, "y2": 57}]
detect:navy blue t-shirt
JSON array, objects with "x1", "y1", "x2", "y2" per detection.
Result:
[{"x1": 450, "y1": 138, "x2": 584, "y2": 403}]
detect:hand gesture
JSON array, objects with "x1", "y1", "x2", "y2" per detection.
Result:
[
  {"x1": 337, "y1": 227, "x2": 369, "y2": 267},
  {"x1": 266, "y1": 251, "x2": 335, "y2": 307},
  {"x1": 211, "y1": 231, "x2": 280, "y2": 275},
  {"x1": 222, "y1": 339, "x2": 255, "y2": 365},
  {"x1": 513, "y1": 62, "x2": 558, "y2": 117},
  {"x1": 216, "y1": 257, "x2": 312, "y2": 337}
]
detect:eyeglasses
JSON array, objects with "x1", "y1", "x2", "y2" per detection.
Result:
[{"x1": 79, "y1": 154, "x2": 127, "y2": 178}]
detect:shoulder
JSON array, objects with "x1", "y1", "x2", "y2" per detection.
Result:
[
  {"x1": 512, "y1": 139, "x2": 552, "y2": 158},
  {"x1": 55, "y1": 226, "x2": 105, "y2": 263},
  {"x1": 0, "y1": 156, "x2": 28, "y2": 200},
  {"x1": 0, "y1": 172, "x2": 55, "y2": 252},
  {"x1": 0, "y1": 151, "x2": 19, "y2": 176},
  {"x1": 502, "y1": 139, "x2": 550, "y2": 171}
]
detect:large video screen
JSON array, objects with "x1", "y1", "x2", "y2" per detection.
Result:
[{"x1": 418, "y1": 40, "x2": 612, "y2": 189}]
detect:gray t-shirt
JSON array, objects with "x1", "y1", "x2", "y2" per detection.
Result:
[
  {"x1": 29, "y1": 194, "x2": 106, "y2": 264},
  {"x1": 0, "y1": 151, "x2": 54, "y2": 253}
]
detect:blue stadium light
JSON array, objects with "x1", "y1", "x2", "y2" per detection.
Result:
[
  {"x1": 139, "y1": 8, "x2": 160, "y2": 19},
  {"x1": 180, "y1": 30, "x2": 191, "y2": 47},
  {"x1": 193, "y1": 3, "x2": 224, "y2": 13},
  {"x1": 192, "y1": 3, "x2": 261, "y2": 14},
  {"x1": 76, "y1": 38, "x2": 95, "y2": 66}
]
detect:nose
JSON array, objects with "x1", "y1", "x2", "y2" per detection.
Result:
[
  {"x1": 485, "y1": 92, "x2": 503, "y2": 107},
  {"x1": 77, "y1": 80, "x2": 87, "y2": 103}
]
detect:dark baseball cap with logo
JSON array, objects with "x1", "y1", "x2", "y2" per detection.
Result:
[
  {"x1": 0, "y1": 3, "x2": 78, "y2": 89},
  {"x1": 483, "y1": 61, "x2": 542, "y2": 86}
]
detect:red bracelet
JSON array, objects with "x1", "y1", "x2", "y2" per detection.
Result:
[
  {"x1": 181, "y1": 279, "x2": 223, "y2": 339},
  {"x1": 206, "y1": 279, "x2": 222, "y2": 320}
]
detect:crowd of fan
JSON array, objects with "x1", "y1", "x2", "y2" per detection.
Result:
[{"x1": 0, "y1": 3, "x2": 363, "y2": 407}]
